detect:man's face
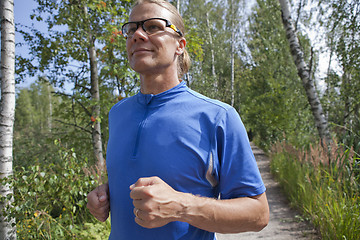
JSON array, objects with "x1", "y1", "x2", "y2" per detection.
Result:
[{"x1": 126, "y1": 3, "x2": 183, "y2": 76}]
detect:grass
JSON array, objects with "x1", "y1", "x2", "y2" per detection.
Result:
[{"x1": 270, "y1": 139, "x2": 360, "y2": 240}]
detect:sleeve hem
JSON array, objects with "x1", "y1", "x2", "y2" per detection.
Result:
[{"x1": 220, "y1": 184, "x2": 266, "y2": 199}]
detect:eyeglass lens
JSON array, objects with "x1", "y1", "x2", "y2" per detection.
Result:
[{"x1": 123, "y1": 19, "x2": 166, "y2": 38}]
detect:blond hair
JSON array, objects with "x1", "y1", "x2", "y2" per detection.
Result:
[{"x1": 132, "y1": 0, "x2": 191, "y2": 77}]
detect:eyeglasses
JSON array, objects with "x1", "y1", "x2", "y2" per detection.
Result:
[{"x1": 121, "y1": 18, "x2": 183, "y2": 39}]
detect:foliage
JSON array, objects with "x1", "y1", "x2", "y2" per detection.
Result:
[
  {"x1": 1, "y1": 141, "x2": 108, "y2": 239},
  {"x1": 270, "y1": 139, "x2": 360, "y2": 239},
  {"x1": 315, "y1": 0, "x2": 360, "y2": 149},
  {"x1": 13, "y1": 77, "x2": 121, "y2": 168},
  {"x1": 72, "y1": 219, "x2": 111, "y2": 240},
  {"x1": 12, "y1": 80, "x2": 113, "y2": 238},
  {"x1": 183, "y1": 0, "x2": 245, "y2": 101},
  {"x1": 50, "y1": 84, "x2": 118, "y2": 165},
  {"x1": 14, "y1": 80, "x2": 60, "y2": 167},
  {"x1": 17, "y1": 0, "x2": 132, "y2": 87},
  {"x1": 16, "y1": 0, "x2": 136, "y2": 164},
  {"x1": 238, "y1": 0, "x2": 316, "y2": 150}
]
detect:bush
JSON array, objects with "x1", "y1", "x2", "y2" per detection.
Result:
[{"x1": 1, "y1": 140, "x2": 109, "y2": 239}]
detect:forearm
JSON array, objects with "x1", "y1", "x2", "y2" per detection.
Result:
[{"x1": 175, "y1": 192, "x2": 269, "y2": 233}]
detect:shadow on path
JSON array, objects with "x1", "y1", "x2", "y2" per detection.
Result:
[{"x1": 216, "y1": 143, "x2": 319, "y2": 240}]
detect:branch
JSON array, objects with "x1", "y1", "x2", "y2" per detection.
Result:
[
  {"x1": 309, "y1": 46, "x2": 314, "y2": 82},
  {"x1": 54, "y1": 119, "x2": 92, "y2": 134},
  {"x1": 74, "y1": 82, "x2": 91, "y2": 92},
  {"x1": 52, "y1": 91, "x2": 92, "y2": 117},
  {"x1": 295, "y1": 0, "x2": 304, "y2": 32},
  {"x1": 73, "y1": 97, "x2": 92, "y2": 117}
]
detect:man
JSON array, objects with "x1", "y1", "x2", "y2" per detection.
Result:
[{"x1": 87, "y1": 1, "x2": 269, "y2": 239}]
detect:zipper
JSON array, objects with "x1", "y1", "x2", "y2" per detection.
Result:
[{"x1": 132, "y1": 106, "x2": 149, "y2": 159}]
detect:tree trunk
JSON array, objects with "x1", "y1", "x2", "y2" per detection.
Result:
[
  {"x1": 279, "y1": 0, "x2": 331, "y2": 144},
  {"x1": 0, "y1": 0, "x2": 17, "y2": 238},
  {"x1": 177, "y1": 0, "x2": 181, "y2": 12},
  {"x1": 89, "y1": 41, "x2": 104, "y2": 169},
  {"x1": 230, "y1": 0, "x2": 235, "y2": 107},
  {"x1": 205, "y1": 12, "x2": 217, "y2": 90},
  {"x1": 47, "y1": 82, "x2": 52, "y2": 132},
  {"x1": 342, "y1": 70, "x2": 351, "y2": 128},
  {"x1": 84, "y1": 5, "x2": 104, "y2": 169}
]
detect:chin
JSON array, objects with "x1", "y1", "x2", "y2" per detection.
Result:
[
  {"x1": 131, "y1": 64, "x2": 152, "y2": 72},
  {"x1": 131, "y1": 57, "x2": 149, "y2": 66},
  {"x1": 131, "y1": 60, "x2": 157, "y2": 72}
]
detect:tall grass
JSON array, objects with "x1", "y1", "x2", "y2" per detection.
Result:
[{"x1": 270, "y1": 139, "x2": 360, "y2": 240}]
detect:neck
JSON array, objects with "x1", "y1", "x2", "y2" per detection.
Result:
[{"x1": 140, "y1": 70, "x2": 180, "y2": 95}]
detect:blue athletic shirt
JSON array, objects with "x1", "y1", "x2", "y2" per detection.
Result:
[{"x1": 106, "y1": 81, "x2": 266, "y2": 240}]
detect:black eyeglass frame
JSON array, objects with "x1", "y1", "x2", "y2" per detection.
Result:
[{"x1": 121, "y1": 17, "x2": 183, "y2": 39}]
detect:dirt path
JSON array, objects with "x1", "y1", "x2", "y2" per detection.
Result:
[{"x1": 216, "y1": 143, "x2": 319, "y2": 240}]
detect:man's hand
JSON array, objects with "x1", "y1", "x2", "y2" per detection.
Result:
[
  {"x1": 130, "y1": 176, "x2": 185, "y2": 229},
  {"x1": 87, "y1": 183, "x2": 110, "y2": 222}
]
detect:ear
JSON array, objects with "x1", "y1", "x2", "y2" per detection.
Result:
[{"x1": 175, "y1": 38, "x2": 186, "y2": 56}]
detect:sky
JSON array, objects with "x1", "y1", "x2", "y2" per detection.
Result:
[{"x1": 14, "y1": 0, "x2": 42, "y2": 88}]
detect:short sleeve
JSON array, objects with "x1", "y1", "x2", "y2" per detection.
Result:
[{"x1": 213, "y1": 107, "x2": 266, "y2": 199}]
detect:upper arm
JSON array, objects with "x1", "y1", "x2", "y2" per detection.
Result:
[{"x1": 214, "y1": 108, "x2": 266, "y2": 199}]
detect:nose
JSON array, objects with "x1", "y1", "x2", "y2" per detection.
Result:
[{"x1": 131, "y1": 25, "x2": 148, "y2": 41}]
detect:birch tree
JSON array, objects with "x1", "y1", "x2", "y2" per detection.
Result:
[
  {"x1": 177, "y1": 0, "x2": 181, "y2": 12},
  {"x1": 279, "y1": 0, "x2": 331, "y2": 144},
  {"x1": 83, "y1": 4, "x2": 103, "y2": 169},
  {"x1": 184, "y1": 0, "x2": 244, "y2": 103},
  {"x1": 205, "y1": 12, "x2": 217, "y2": 89},
  {"x1": 0, "y1": 0, "x2": 16, "y2": 238},
  {"x1": 242, "y1": 0, "x2": 314, "y2": 149},
  {"x1": 230, "y1": 0, "x2": 235, "y2": 106},
  {"x1": 225, "y1": 0, "x2": 246, "y2": 107}
]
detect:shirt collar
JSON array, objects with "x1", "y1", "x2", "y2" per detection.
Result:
[{"x1": 137, "y1": 81, "x2": 187, "y2": 106}]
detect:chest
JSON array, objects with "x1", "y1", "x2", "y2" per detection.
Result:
[{"x1": 106, "y1": 105, "x2": 216, "y2": 195}]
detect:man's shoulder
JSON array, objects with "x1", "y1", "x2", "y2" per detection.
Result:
[
  {"x1": 184, "y1": 88, "x2": 232, "y2": 111},
  {"x1": 109, "y1": 94, "x2": 137, "y2": 114}
]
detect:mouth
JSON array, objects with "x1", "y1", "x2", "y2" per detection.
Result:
[{"x1": 132, "y1": 48, "x2": 152, "y2": 55}]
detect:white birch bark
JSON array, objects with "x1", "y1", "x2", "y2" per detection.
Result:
[
  {"x1": 83, "y1": 5, "x2": 104, "y2": 169},
  {"x1": 205, "y1": 12, "x2": 217, "y2": 90},
  {"x1": 177, "y1": 0, "x2": 180, "y2": 13},
  {"x1": 48, "y1": 83, "x2": 52, "y2": 132},
  {"x1": 279, "y1": 0, "x2": 331, "y2": 144},
  {"x1": 230, "y1": 0, "x2": 235, "y2": 107},
  {"x1": 89, "y1": 42, "x2": 105, "y2": 169},
  {"x1": 230, "y1": 34, "x2": 235, "y2": 106},
  {"x1": 0, "y1": 0, "x2": 17, "y2": 238}
]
